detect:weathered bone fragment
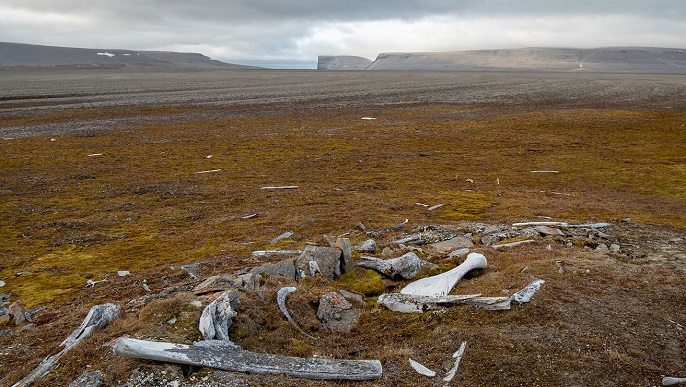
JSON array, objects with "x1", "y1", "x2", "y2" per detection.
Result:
[
  {"x1": 512, "y1": 279, "x2": 545, "y2": 305},
  {"x1": 251, "y1": 250, "x2": 302, "y2": 258},
  {"x1": 443, "y1": 341, "x2": 467, "y2": 383},
  {"x1": 260, "y1": 185, "x2": 299, "y2": 190},
  {"x1": 377, "y1": 293, "x2": 511, "y2": 313},
  {"x1": 114, "y1": 338, "x2": 383, "y2": 380},
  {"x1": 199, "y1": 291, "x2": 238, "y2": 341},
  {"x1": 366, "y1": 219, "x2": 408, "y2": 238},
  {"x1": 491, "y1": 240, "x2": 535, "y2": 249},
  {"x1": 12, "y1": 303, "x2": 119, "y2": 387},
  {"x1": 408, "y1": 358, "x2": 436, "y2": 377},
  {"x1": 513, "y1": 221, "x2": 569, "y2": 228},
  {"x1": 663, "y1": 377, "x2": 686, "y2": 386},
  {"x1": 277, "y1": 287, "x2": 316, "y2": 340},
  {"x1": 270, "y1": 231, "x2": 294, "y2": 245},
  {"x1": 400, "y1": 253, "x2": 487, "y2": 296},
  {"x1": 356, "y1": 252, "x2": 437, "y2": 280}
]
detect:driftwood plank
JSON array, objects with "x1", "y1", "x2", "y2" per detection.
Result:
[{"x1": 114, "y1": 338, "x2": 382, "y2": 380}]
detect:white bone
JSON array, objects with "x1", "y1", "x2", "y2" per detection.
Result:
[{"x1": 400, "y1": 253, "x2": 487, "y2": 296}]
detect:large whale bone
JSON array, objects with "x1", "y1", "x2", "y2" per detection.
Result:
[
  {"x1": 114, "y1": 338, "x2": 382, "y2": 380},
  {"x1": 400, "y1": 252, "x2": 487, "y2": 296},
  {"x1": 13, "y1": 303, "x2": 120, "y2": 387}
]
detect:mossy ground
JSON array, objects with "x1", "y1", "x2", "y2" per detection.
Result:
[{"x1": 1, "y1": 89, "x2": 685, "y2": 385}]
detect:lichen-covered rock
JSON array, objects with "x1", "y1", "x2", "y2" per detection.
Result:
[
  {"x1": 249, "y1": 258, "x2": 296, "y2": 280},
  {"x1": 430, "y1": 236, "x2": 474, "y2": 254},
  {"x1": 317, "y1": 292, "x2": 360, "y2": 333},
  {"x1": 193, "y1": 275, "x2": 242, "y2": 295},
  {"x1": 68, "y1": 370, "x2": 105, "y2": 387},
  {"x1": 295, "y1": 246, "x2": 343, "y2": 281},
  {"x1": 355, "y1": 252, "x2": 436, "y2": 280}
]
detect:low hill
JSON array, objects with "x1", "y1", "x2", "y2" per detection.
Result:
[
  {"x1": 358, "y1": 47, "x2": 686, "y2": 73},
  {"x1": 0, "y1": 42, "x2": 258, "y2": 69},
  {"x1": 317, "y1": 55, "x2": 373, "y2": 70}
]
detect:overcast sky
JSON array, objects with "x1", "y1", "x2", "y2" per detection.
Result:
[{"x1": 2, "y1": 0, "x2": 685, "y2": 66}]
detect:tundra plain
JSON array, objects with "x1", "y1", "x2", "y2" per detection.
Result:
[{"x1": 1, "y1": 69, "x2": 686, "y2": 386}]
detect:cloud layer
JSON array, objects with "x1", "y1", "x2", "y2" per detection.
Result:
[{"x1": 1, "y1": 1, "x2": 685, "y2": 64}]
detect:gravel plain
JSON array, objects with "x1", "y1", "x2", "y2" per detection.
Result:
[{"x1": 2, "y1": 68, "x2": 686, "y2": 138}]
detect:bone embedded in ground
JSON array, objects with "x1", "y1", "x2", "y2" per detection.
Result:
[
  {"x1": 400, "y1": 252, "x2": 487, "y2": 296},
  {"x1": 114, "y1": 338, "x2": 383, "y2": 380}
]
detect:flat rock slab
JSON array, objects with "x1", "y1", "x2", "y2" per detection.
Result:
[
  {"x1": 193, "y1": 276, "x2": 242, "y2": 295},
  {"x1": 68, "y1": 370, "x2": 105, "y2": 387},
  {"x1": 295, "y1": 246, "x2": 343, "y2": 280},
  {"x1": 249, "y1": 258, "x2": 296, "y2": 280},
  {"x1": 429, "y1": 237, "x2": 474, "y2": 254},
  {"x1": 535, "y1": 226, "x2": 565, "y2": 236},
  {"x1": 317, "y1": 292, "x2": 360, "y2": 333}
]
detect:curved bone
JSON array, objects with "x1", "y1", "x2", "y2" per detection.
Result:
[
  {"x1": 114, "y1": 338, "x2": 382, "y2": 380},
  {"x1": 443, "y1": 341, "x2": 467, "y2": 382},
  {"x1": 408, "y1": 358, "x2": 436, "y2": 377},
  {"x1": 400, "y1": 253, "x2": 487, "y2": 296},
  {"x1": 277, "y1": 287, "x2": 316, "y2": 340}
]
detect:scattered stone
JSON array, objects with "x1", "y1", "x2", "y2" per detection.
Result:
[
  {"x1": 356, "y1": 252, "x2": 437, "y2": 280},
  {"x1": 535, "y1": 226, "x2": 565, "y2": 236},
  {"x1": 596, "y1": 243, "x2": 609, "y2": 251},
  {"x1": 447, "y1": 248, "x2": 470, "y2": 258},
  {"x1": 408, "y1": 358, "x2": 436, "y2": 377},
  {"x1": 249, "y1": 259, "x2": 297, "y2": 280},
  {"x1": 512, "y1": 279, "x2": 545, "y2": 305},
  {"x1": 480, "y1": 234, "x2": 500, "y2": 246},
  {"x1": 610, "y1": 244, "x2": 621, "y2": 252},
  {"x1": 270, "y1": 231, "x2": 294, "y2": 245},
  {"x1": 335, "y1": 237, "x2": 354, "y2": 273},
  {"x1": 295, "y1": 246, "x2": 343, "y2": 281},
  {"x1": 0, "y1": 329, "x2": 12, "y2": 337},
  {"x1": 117, "y1": 270, "x2": 131, "y2": 277},
  {"x1": 317, "y1": 291, "x2": 360, "y2": 333},
  {"x1": 0, "y1": 280, "x2": 4, "y2": 287},
  {"x1": 429, "y1": 236, "x2": 474, "y2": 254},
  {"x1": 68, "y1": 370, "x2": 105, "y2": 387},
  {"x1": 194, "y1": 275, "x2": 242, "y2": 295},
  {"x1": 353, "y1": 239, "x2": 377, "y2": 253},
  {"x1": 1, "y1": 293, "x2": 10, "y2": 306},
  {"x1": 143, "y1": 283, "x2": 151, "y2": 292},
  {"x1": 9, "y1": 300, "x2": 27, "y2": 325},
  {"x1": 338, "y1": 290, "x2": 365, "y2": 305}
]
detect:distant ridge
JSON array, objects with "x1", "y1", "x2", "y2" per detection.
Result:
[
  {"x1": 323, "y1": 47, "x2": 686, "y2": 73},
  {"x1": 317, "y1": 55, "x2": 372, "y2": 70},
  {"x1": 0, "y1": 42, "x2": 259, "y2": 69}
]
